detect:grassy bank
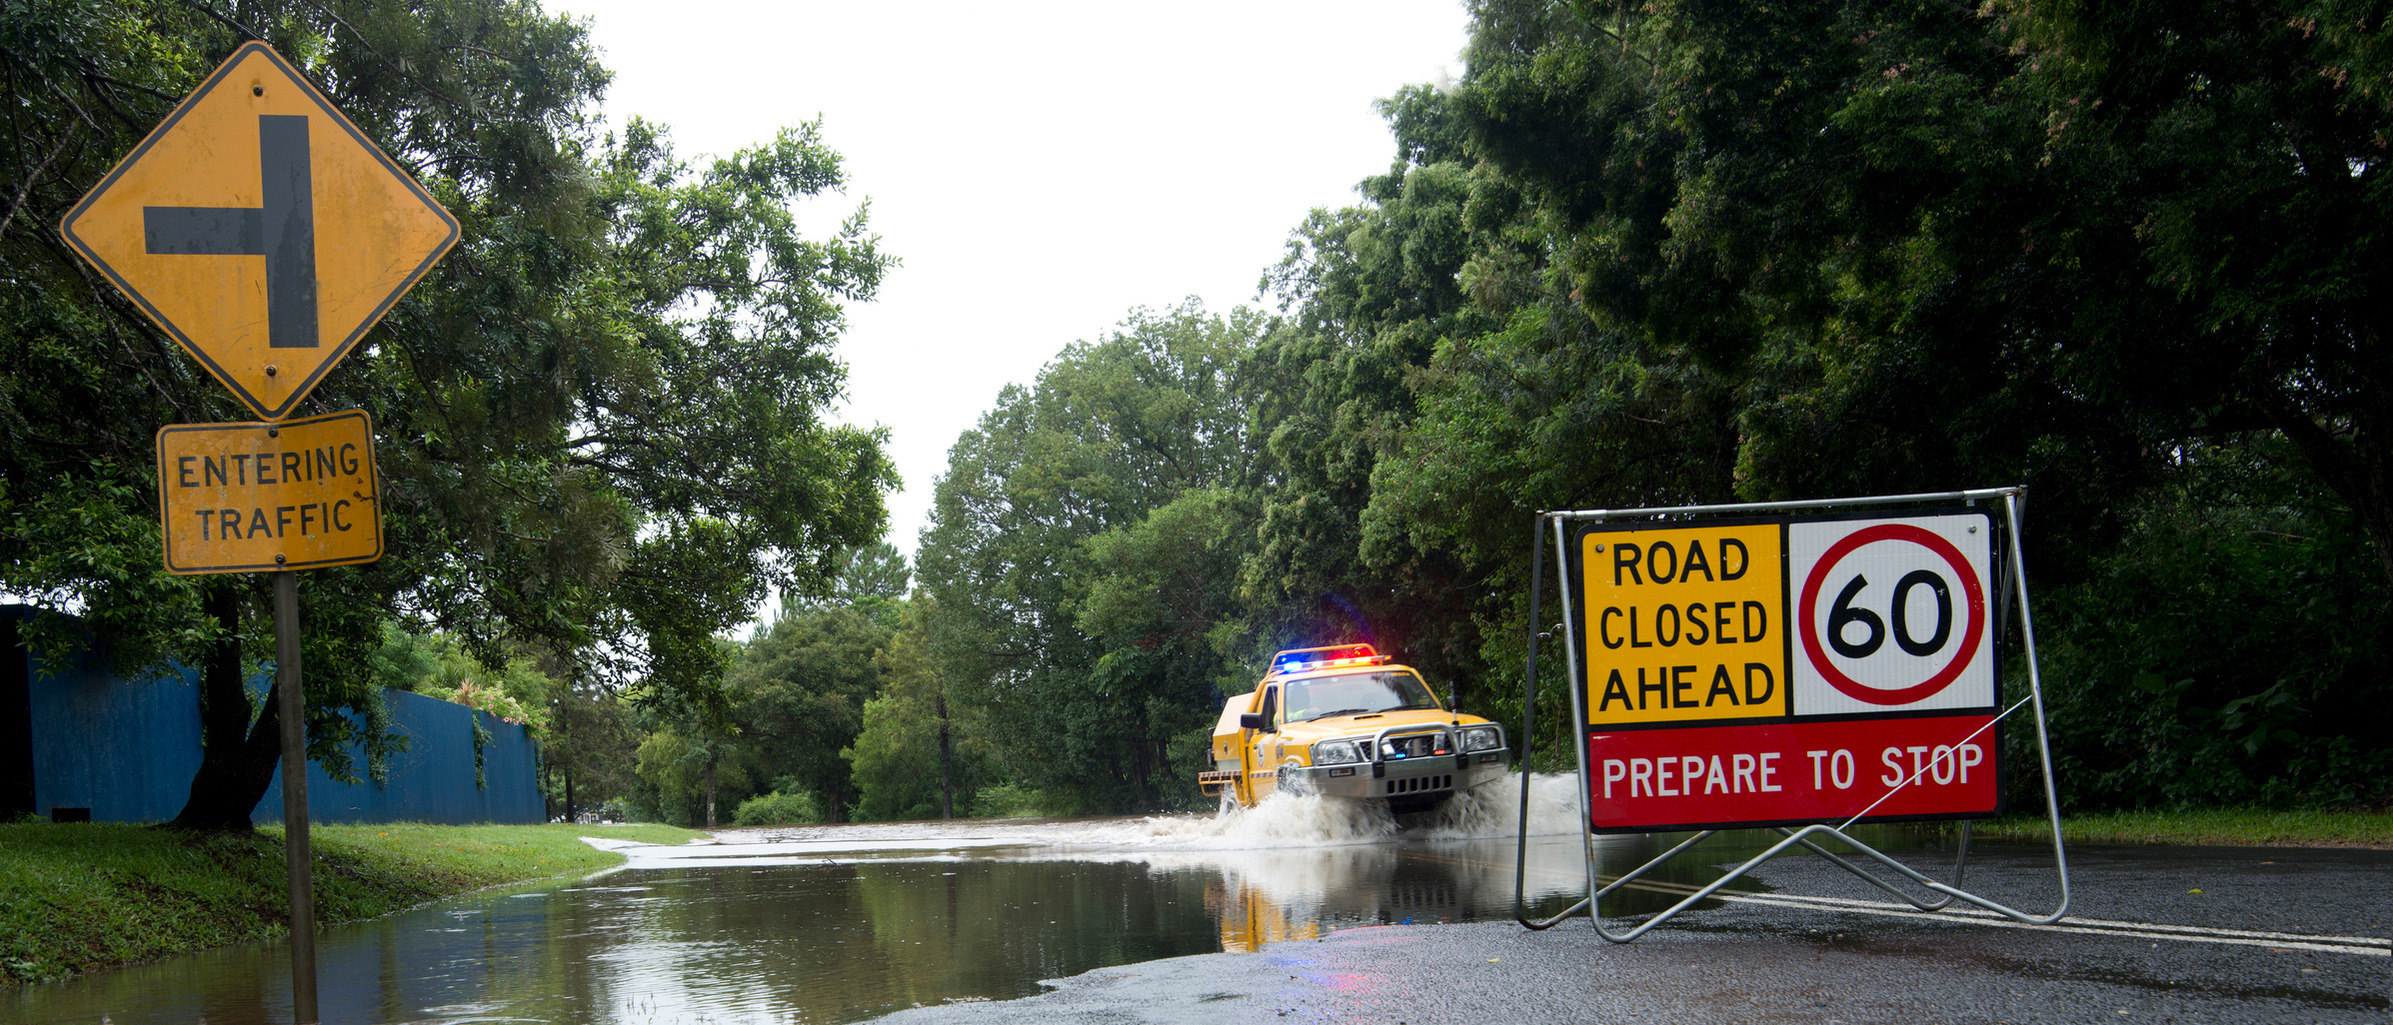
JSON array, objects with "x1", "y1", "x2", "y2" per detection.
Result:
[
  {"x1": 1975, "y1": 808, "x2": 2393, "y2": 848},
  {"x1": 0, "y1": 821, "x2": 705, "y2": 985}
]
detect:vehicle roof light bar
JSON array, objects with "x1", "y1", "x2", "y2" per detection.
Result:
[{"x1": 1268, "y1": 643, "x2": 1391, "y2": 675}]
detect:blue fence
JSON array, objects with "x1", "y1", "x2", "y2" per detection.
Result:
[{"x1": 2, "y1": 606, "x2": 543, "y2": 825}]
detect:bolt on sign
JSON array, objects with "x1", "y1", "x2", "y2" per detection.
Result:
[
  {"x1": 1572, "y1": 509, "x2": 2001, "y2": 833},
  {"x1": 154, "y1": 411, "x2": 381, "y2": 575},
  {"x1": 60, "y1": 41, "x2": 458, "y2": 421}
]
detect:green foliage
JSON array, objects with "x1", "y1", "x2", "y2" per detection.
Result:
[
  {"x1": 728, "y1": 599, "x2": 898, "y2": 820},
  {"x1": 543, "y1": 681, "x2": 641, "y2": 818},
  {"x1": 731, "y1": 788, "x2": 824, "y2": 827},
  {"x1": 1975, "y1": 807, "x2": 2393, "y2": 847},
  {"x1": 371, "y1": 625, "x2": 553, "y2": 731},
  {"x1": 916, "y1": 303, "x2": 1258, "y2": 812},
  {"x1": 0, "y1": 0, "x2": 896, "y2": 821},
  {"x1": 2026, "y1": 439, "x2": 2392, "y2": 810},
  {"x1": 969, "y1": 782, "x2": 1063, "y2": 820},
  {"x1": 844, "y1": 601, "x2": 982, "y2": 821},
  {"x1": 1248, "y1": 0, "x2": 2393, "y2": 813},
  {"x1": 630, "y1": 728, "x2": 749, "y2": 827}
]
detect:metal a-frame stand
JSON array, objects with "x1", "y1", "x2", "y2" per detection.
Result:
[{"x1": 1511, "y1": 487, "x2": 2070, "y2": 940}]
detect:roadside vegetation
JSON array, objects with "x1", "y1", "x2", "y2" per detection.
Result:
[
  {"x1": 0, "y1": 821, "x2": 703, "y2": 985},
  {"x1": 1979, "y1": 809, "x2": 2393, "y2": 850},
  {"x1": 3, "y1": 0, "x2": 2383, "y2": 834}
]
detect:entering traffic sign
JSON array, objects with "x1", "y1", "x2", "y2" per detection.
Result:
[
  {"x1": 154, "y1": 410, "x2": 382, "y2": 575},
  {"x1": 62, "y1": 42, "x2": 458, "y2": 420}
]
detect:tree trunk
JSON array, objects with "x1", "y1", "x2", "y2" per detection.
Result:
[
  {"x1": 2268, "y1": 389, "x2": 2393, "y2": 589},
  {"x1": 1128, "y1": 732, "x2": 1153, "y2": 812},
  {"x1": 564, "y1": 768, "x2": 576, "y2": 825},
  {"x1": 166, "y1": 587, "x2": 289, "y2": 831},
  {"x1": 703, "y1": 745, "x2": 718, "y2": 829},
  {"x1": 935, "y1": 692, "x2": 954, "y2": 819}
]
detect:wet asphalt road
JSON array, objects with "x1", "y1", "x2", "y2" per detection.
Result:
[{"x1": 871, "y1": 842, "x2": 2391, "y2": 1024}]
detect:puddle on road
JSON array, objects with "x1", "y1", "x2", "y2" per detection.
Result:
[{"x1": 8, "y1": 775, "x2": 1952, "y2": 1024}]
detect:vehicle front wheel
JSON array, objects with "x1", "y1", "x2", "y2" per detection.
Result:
[{"x1": 1276, "y1": 763, "x2": 1309, "y2": 798}]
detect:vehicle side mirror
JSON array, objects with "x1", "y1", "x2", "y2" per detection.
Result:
[{"x1": 1239, "y1": 713, "x2": 1266, "y2": 731}]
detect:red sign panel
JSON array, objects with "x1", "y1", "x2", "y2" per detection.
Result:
[{"x1": 1585, "y1": 714, "x2": 2002, "y2": 833}]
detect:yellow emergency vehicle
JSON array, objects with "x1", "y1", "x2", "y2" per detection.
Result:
[{"x1": 1199, "y1": 644, "x2": 1510, "y2": 814}]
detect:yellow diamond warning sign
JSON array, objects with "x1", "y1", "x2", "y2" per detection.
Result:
[
  {"x1": 62, "y1": 42, "x2": 457, "y2": 421},
  {"x1": 155, "y1": 411, "x2": 382, "y2": 575}
]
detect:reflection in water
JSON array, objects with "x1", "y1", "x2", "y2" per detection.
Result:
[{"x1": 11, "y1": 774, "x2": 1803, "y2": 1025}]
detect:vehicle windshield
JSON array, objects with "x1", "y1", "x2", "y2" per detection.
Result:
[{"x1": 1281, "y1": 670, "x2": 1441, "y2": 723}]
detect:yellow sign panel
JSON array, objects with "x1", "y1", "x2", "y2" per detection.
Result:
[
  {"x1": 155, "y1": 411, "x2": 382, "y2": 575},
  {"x1": 62, "y1": 42, "x2": 458, "y2": 421},
  {"x1": 1582, "y1": 522, "x2": 1789, "y2": 725}
]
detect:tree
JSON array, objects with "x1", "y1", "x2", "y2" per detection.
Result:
[
  {"x1": 1239, "y1": 89, "x2": 1538, "y2": 697},
  {"x1": 1076, "y1": 488, "x2": 1255, "y2": 810},
  {"x1": 2000, "y1": 0, "x2": 2393, "y2": 584},
  {"x1": 1358, "y1": 0, "x2": 2392, "y2": 804},
  {"x1": 0, "y1": 1, "x2": 895, "y2": 828},
  {"x1": 845, "y1": 599, "x2": 986, "y2": 821},
  {"x1": 915, "y1": 303, "x2": 1256, "y2": 812},
  {"x1": 728, "y1": 601, "x2": 896, "y2": 821}
]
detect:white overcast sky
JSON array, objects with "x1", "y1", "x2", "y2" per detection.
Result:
[{"x1": 550, "y1": 0, "x2": 1471, "y2": 574}]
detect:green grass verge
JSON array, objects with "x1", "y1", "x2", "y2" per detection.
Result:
[
  {"x1": 1976, "y1": 808, "x2": 2393, "y2": 848},
  {"x1": 0, "y1": 821, "x2": 705, "y2": 986}
]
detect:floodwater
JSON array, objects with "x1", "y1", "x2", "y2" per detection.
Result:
[{"x1": 8, "y1": 775, "x2": 1869, "y2": 1025}]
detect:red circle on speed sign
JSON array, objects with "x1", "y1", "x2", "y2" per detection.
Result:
[{"x1": 1797, "y1": 523, "x2": 1987, "y2": 706}]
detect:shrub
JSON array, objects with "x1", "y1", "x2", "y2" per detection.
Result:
[
  {"x1": 969, "y1": 782, "x2": 1054, "y2": 819},
  {"x1": 732, "y1": 789, "x2": 823, "y2": 826}
]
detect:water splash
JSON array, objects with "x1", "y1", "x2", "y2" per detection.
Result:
[
  {"x1": 1404, "y1": 771, "x2": 1585, "y2": 840},
  {"x1": 1053, "y1": 772, "x2": 1583, "y2": 851}
]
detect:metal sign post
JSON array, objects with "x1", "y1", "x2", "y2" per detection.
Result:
[
  {"x1": 1513, "y1": 487, "x2": 2070, "y2": 941},
  {"x1": 272, "y1": 569, "x2": 316, "y2": 1022},
  {"x1": 60, "y1": 41, "x2": 458, "y2": 1023}
]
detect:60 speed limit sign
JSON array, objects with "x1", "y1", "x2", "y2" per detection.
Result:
[{"x1": 1789, "y1": 512, "x2": 1995, "y2": 716}]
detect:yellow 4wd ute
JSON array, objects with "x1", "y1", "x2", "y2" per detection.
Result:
[{"x1": 1199, "y1": 644, "x2": 1510, "y2": 814}]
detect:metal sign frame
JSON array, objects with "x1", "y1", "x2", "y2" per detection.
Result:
[{"x1": 1511, "y1": 487, "x2": 2070, "y2": 941}]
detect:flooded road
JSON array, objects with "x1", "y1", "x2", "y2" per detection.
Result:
[
  {"x1": 22, "y1": 776, "x2": 2382, "y2": 1024},
  {"x1": 13, "y1": 776, "x2": 1604, "y2": 1024}
]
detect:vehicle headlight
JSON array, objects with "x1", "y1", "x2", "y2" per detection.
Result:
[
  {"x1": 1311, "y1": 740, "x2": 1365, "y2": 765},
  {"x1": 1460, "y1": 726, "x2": 1503, "y2": 753}
]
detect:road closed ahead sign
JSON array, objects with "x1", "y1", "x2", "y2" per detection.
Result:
[{"x1": 1573, "y1": 509, "x2": 2001, "y2": 833}]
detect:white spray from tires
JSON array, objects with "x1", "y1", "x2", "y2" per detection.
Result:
[{"x1": 1058, "y1": 772, "x2": 1583, "y2": 851}]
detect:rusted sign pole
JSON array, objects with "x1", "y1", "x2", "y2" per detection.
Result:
[{"x1": 273, "y1": 569, "x2": 316, "y2": 1022}]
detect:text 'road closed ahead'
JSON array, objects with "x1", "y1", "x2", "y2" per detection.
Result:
[
  {"x1": 154, "y1": 410, "x2": 381, "y2": 574},
  {"x1": 1581, "y1": 522, "x2": 1791, "y2": 725}
]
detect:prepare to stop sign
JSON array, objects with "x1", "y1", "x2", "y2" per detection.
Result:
[{"x1": 1574, "y1": 509, "x2": 2002, "y2": 833}]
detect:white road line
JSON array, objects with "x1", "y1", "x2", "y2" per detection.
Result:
[{"x1": 1608, "y1": 878, "x2": 2392, "y2": 957}]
